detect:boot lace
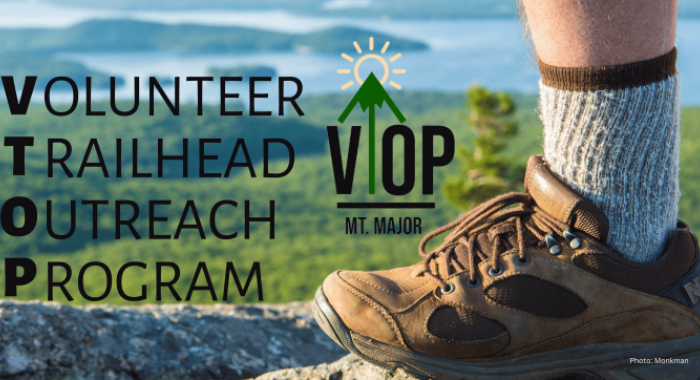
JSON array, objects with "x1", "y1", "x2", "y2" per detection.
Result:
[{"x1": 417, "y1": 192, "x2": 574, "y2": 291}]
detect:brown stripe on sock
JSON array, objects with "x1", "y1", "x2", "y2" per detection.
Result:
[{"x1": 539, "y1": 47, "x2": 677, "y2": 91}]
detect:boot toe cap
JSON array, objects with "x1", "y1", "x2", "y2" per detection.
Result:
[{"x1": 322, "y1": 271, "x2": 405, "y2": 348}]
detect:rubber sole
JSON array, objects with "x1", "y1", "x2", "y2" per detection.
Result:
[{"x1": 313, "y1": 286, "x2": 700, "y2": 380}]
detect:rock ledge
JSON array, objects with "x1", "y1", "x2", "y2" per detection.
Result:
[{"x1": 0, "y1": 300, "x2": 359, "y2": 379}]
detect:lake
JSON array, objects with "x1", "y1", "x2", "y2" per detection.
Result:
[{"x1": 2, "y1": 1, "x2": 700, "y2": 105}]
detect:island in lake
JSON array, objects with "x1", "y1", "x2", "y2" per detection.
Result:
[
  {"x1": 207, "y1": 65, "x2": 277, "y2": 79},
  {"x1": 0, "y1": 20, "x2": 428, "y2": 54}
]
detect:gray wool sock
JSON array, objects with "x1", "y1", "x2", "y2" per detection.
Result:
[{"x1": 537, "y1": 49, "x2": 680, "y2": 263}]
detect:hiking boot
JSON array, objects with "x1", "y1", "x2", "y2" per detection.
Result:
[{"x1": 313, "y1": 155, "x2": 700, "y2": 380}]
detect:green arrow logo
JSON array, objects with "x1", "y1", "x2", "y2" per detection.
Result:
[{"x1": 338, "y1": 72, "x2": 406, "y2": 194}]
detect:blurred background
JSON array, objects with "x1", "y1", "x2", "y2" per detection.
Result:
[{"x1": 1, "y1": 0, "x2": 700, "y2": 305}]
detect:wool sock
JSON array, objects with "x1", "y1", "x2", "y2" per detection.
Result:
[{"x1": 538, "y1": 48, "x2": 680, "y2": 263}]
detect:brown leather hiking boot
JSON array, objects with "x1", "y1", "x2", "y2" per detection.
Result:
[{"x1": 313, "y1": 155, "x2": 700, "y2": 380}]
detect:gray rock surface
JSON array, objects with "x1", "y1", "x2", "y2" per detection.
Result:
[
  {"x1": 0, "y1": 299, "x2": 357, "y2": 380},
  {"x1": 252, "y1": 354, "x2": 419, "y2": 380}
]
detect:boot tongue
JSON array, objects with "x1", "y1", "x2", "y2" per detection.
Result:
[{"x1": 524, "y1": 155, "x2": 609, "y2": 242}]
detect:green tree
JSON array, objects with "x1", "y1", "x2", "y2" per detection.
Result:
[{"x1": 444, "y1": 85, "x2": 525, "y2": 210}]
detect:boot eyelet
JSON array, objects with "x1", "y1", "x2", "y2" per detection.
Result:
[
  {"x1": 515, "y1": 256, "x2": 530, "y2": 266},
  {"x1": 466, "y1": 277, "x2": 481, "y2": 288},
  {"x1": 488, "y1": 265, "x2": 505, "y2": 277},
  {"x1": 440, "y1": 283, "x2": 455, "y2": 295}
]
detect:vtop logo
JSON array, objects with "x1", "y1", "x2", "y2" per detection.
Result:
[{"x1": 327, "y1": 37, "x2": 455, "y2": 210}]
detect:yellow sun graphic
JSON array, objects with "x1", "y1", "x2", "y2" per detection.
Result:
[{"x1": 337, "y1": 37, "x2": 405, "y2": 90}]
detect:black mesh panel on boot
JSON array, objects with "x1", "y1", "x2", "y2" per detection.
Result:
[
  {"x1": 573, "y1": 229, "x2": 697, "y2": 295},
  {"x1": 486, "y1": 275, "x2": 587, "y2": 318},
  {"x1": 427, "y1": 307, "x2": 506, "y2": 341},
  {"x1": 571, "y1": 199, "x2": 609, "y2": 242}
]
